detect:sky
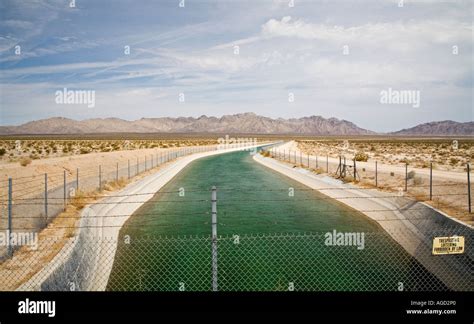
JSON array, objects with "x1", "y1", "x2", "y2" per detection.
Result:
[{"x1": 0, "y1": 0, "x2": 472, "y2": 132}]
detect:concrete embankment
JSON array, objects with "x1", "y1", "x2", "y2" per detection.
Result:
[{"x1": 254, "y1": 153, "x2": 473, "y2": 291}]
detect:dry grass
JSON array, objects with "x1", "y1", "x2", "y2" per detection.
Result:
[
  {"x1": 0, "y1": 164, "x2": 152, "y2": 290},
  {"x1": 0, "y1": 204, "x2": 81, "y2": 290}
]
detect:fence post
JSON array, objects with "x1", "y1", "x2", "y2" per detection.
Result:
[
  {"x1": 353, "y1": 158, "x2": 357, "y2": 181},
  {"x1": 116, "y1": 162, "x2": 119, "y2": 181},
  {"x1": 211, "y1": 186, "x2": 218, "y2": 291},
  {"x1": 99, "y1": 165, "x2": 102, "y2": 191},
  {"x1": 468, "y1": 163, "x2": 471, "y2": 213},
  {"x1": 430, "y1": 162, "x2": 433, "y2": 200},
  {"x1": 63, "y1": 170, "x2": 66, "y2": 211},
  {"x1": 326, "y1": 155, "x2": 328, "y2": 173},
  {"x1": 44, "y1": 173, "x2": 48, "y2": 219},
  {"x1": 7, "y1": 178, "x2": 12, "y2": 257},
  {"x1": 128, "y1": 160, "x2": 130, "y2": 179},
  {"x1": 375, "y1": 161, "x2": 378, "y2": 188},
  {"x1": 343, "y1": 157, "x2": 346, "y2": 178},
  {"x1": 76, "y1": 168, "x2": 79, "y2": 191},
  {"x1": 337, "y1": 156, "x2": 340, "y2": 176},
  {"x1": 405, "y1": 163, "x2": 408, "y2": 192}
]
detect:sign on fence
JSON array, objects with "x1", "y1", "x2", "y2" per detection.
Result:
[{"x1": 432, "y1": 236, "x2": 465, "y2": 255}]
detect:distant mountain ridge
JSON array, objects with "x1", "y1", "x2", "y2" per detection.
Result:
[
  {"x1": 0, "y1": 113, "x2": 472, "y2": 135},
  {"x1": 389, "y1": 120, "x2": 474, "y2": 136},
  {"x1": 0, "y1": 113, "x2": 374, "y2": 135}
]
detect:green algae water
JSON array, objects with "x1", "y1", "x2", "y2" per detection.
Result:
[{"x1": 107, "y1": 151, "x2": 445, "y2": 291}]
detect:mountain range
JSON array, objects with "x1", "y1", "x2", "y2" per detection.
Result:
[{"x1": 0, "y1": 113, "x2": 472, "y2": 136}]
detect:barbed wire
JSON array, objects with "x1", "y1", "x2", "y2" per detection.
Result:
[{"x1": 1, "y1": 182, "x2": 471, "y2": 201}]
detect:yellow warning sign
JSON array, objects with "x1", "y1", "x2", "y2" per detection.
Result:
[{"x1": 432, "y1": 236, "x2": 465, "y2": 255}]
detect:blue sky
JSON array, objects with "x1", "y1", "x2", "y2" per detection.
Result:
[{"x1": 0, "y1": 0, "x2": 472, "y2": 132}]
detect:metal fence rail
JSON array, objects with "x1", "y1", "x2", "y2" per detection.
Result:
[{"x1": 3, "y1": 226, "x2": 472, "y2": 292}]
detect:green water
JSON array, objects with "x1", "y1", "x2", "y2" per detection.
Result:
[{"x1": 107, "y1": 151, "x2": 445, "y2": 291}]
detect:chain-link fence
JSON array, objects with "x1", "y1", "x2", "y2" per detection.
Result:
[
  {"x1": 267, "y1": 147, "x2": 473, "y2": 219},
  {"x1": 0, "y1": 145, "x2": 217, "y2": 259},
  {"x1": 2, "y1": 225, "x2": 472, "y2": 292},
  {"x1": 0, "y1": 144, "x2": 472, "y2": 292}
]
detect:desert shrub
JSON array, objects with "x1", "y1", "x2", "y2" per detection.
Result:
[
  {"x1": 414, "y1": 176, "x2": 423, "y2": 185},
  {"x1": 312, "y1": 167, "x2": 324, "y2": 174},
  {"x1": 407, "y1": 170, "x2": 416, "y2": 180},
  {"x1": 450, "y1": 158, "x2": 459, "y2": 165},
  {"x1": 70, "y1": 191, "x2": 89, "y2": 209},
  {"x1": 0, "y1": 148, "x2": 6, "y2": 156},
  {"x1": 19, "y1": 157, "x2": 32, "y2": 167},
  {"x1": 343, "y1": 175, "x2": 355, "y2": 183},
  {"x1": 354, "y1": 152, "x2": 369, "y2": 162},
  {"x1": 400, "y1": 158, "x2": 410, "y2": 164},
  {"x1": 420, "y1": 161, "x2": 430, "y2": 168}
]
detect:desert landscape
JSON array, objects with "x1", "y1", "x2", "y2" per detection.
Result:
[
  {"x1": 0, "y1": 0, "x2": 472, "y2": 318},
  {"x1": 296, "y1": 138, "x2": 474, "y2": 172}
]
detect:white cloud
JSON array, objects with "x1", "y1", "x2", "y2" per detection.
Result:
[{"x1": 261, "y1": 16, "x2": 472, "y2": 48}]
